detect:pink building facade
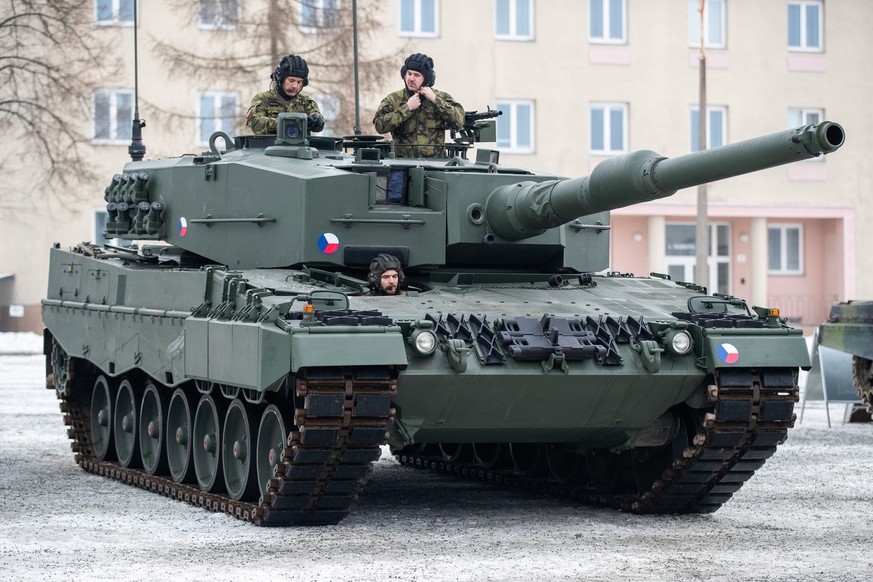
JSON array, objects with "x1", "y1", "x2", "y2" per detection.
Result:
[{"x1": 611, "y1": 203, "x2": 853, "y2": 327}]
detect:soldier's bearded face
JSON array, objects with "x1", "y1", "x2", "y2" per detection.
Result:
[
  {"x1": 283, "y1": 76, "x2": 304, "y2": 97},
  {"x1": 380, "y1": 270, "x2": 399, "y2": 294},
  {"x1": 405, "y1": 70, "x2": 424, "y2": 92}
]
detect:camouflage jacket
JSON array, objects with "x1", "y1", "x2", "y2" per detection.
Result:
[
  {"x1": 245, "y1": 85, "x2": 324, "y2": 135},
  {"x1": 373, "y1": 88, "x2": 464, "y2": 158}
]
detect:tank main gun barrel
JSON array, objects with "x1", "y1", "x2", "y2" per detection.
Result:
[{"x1": 485, "y1": 122, "x2": 845, "y2": 241}]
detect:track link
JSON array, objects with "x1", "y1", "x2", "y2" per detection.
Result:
[
  {"x1": 397, "y1": 367, "x2": 798, "y2": 514},
  {"x1": 60, "y1": 366, "x2": 396, "y2": 526}
]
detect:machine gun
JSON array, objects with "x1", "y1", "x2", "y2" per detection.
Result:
[{"x1": 446, "y1": 107, "x2": 503, "y2": 158}]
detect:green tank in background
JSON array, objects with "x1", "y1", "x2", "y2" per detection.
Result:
[
  {"x1": 42, "y1": 113, "x2": 845, "y2": 525},
  {"x1": 817, "y1": 300, "x2": 873, "y2": 411}
]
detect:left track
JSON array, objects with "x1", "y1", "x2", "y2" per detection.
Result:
[{"x1": 56, "y1": 362, "x2": 396, "y2": 526}]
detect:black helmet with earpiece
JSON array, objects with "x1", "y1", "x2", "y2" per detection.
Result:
[
  {"x1": 367, "y1": 253, "x2": 405, "y2": 295},
  {"x1": 272, "y1": 54, "x2": 309, "y2": 98},
  {"x1": 400, "y1": 53, "x2": 435, "y2": 87}
]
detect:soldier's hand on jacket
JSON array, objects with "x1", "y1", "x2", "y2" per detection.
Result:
[
  {"x1": 419, "y1": 87, "x2": 436, "y2": 103},
  {"x1": 406, "y1": 93, "x2": 421, "y2": 111}
]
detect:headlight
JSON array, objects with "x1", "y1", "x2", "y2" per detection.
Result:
[
  {"x1": 665, "y1": 329, "x2": 693, "y2": 356},
  {"x1": 410, "y1": 328, "x2": 438, "y2": 356}
]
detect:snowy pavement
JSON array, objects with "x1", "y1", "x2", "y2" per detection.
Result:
[{"x1": 0, "y1": 335, "x2": 871, "y2": 581}]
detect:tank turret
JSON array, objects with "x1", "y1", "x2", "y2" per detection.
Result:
[{"x1": 100, "y1": 116, "x2": 843, "y2": 276}]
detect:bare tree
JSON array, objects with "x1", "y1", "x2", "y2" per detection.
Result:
[
  {"x1": 0, "y1": 0, "x2": 117, "y2": 212},
  {"x1": 150, "y1": 0, "x2": 404, "y2": 136}
]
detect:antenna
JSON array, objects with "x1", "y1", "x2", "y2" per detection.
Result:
[
  {"x1": 128, "y1": 0, "x2": 146, "y2": 161},
  {"x1": 352, "y1": 0, "x2": 361, "y2": 135}
]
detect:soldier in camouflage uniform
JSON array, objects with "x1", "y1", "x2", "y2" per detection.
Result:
[
  {"x1": 246, "y1": 54, "x2": 324, "y2": 136},
  {"x1": 373, "y1": 53, "x2": 464, "y2": 158}
]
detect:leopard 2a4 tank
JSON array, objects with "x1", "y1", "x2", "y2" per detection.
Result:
[{"x1": 43, "y1": 113, "x2": 845, "y2": 525}]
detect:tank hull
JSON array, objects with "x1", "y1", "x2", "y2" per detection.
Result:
[
  {"x1": 43, "y1": 120, "x2": 844, "y2": 524},
  {"x1": 43, "y1": 244, "x2": 806, "y2": 523}
]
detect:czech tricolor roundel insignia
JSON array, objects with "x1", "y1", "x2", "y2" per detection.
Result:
[
  {"x1": 717, "y1": 343, "x2": 740, "y2": 364},
  {"x1": 178, "y1": 217, "x2": 188, "y2": 237},
  {"x1": 318, "y1": 232, "x2": 339, "y2": 254}
]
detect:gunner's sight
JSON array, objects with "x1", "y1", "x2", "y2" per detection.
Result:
[{"x1": 277, "y1": 112, "x2": 307, "y2": 146}]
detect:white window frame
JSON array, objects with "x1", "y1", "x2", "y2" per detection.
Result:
[
  {"x1": 198, "y1": 92, "x2": 239, "y2": 146},
  {"x1": 399, "y1": 0, "x2": 439, "y2": 38},
  {"x1": 690, "y1": 105, "x2": 727, "y2": 151},
  {"x1": 199, "y1": 0, "x2": 240, "y2": 31},
  {"x1": 788, "y1": 1, "x2": 823, "y2": 52},
  {"x1": 93, "y1": 89, "x2": 134, "y2": 144},
  {"x1": 589, "y1": 0, "x2": 626, "y2": 45},
  {"x1": 496, "y1": 100, "x2": 535, "y2": 154},
  {"x1": 687, "y1": 0, "x2": 725, "y2": 49},
  {"x1": 665, "y1": 222, "x2": 731, "y2": 294},
  {"x1": 788, "y1": 107, "x2": 823, "y2": 128},
  {"x1": 494, "y1": 0, "x2": 534, "y2": 41},
  {"x1": 589, "y1": 103, "x2": 627, "y2": 155},
  {"x1": 300, "y1": 0, "x2": 341, "y2": 34},
  {"x1": 95, "y1": 0, "x2": 134, "y2": 26},
  {"x1": 768, "y1": 224, "x2": 804, "y2": 275}
]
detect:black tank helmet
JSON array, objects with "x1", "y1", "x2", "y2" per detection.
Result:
[
  {"x1": 272, "y1": 54, "x2": 310, "y2": 87},
  {"x1": 367, "y1": 253, "x2": 405, "y2": 295},
  {"x1": 400, "y1": 52, "x2": 435, "y2": 87}
]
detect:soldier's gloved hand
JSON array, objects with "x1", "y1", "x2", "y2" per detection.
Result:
[{"x1": 307, "y1": 113, "x2": 323, "y2": 130}]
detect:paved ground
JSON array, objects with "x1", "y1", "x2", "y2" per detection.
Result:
[{"x1": 1, "y1": 343, "x2": 871, "y2": 581}]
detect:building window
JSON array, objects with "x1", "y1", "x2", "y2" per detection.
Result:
[
  {"x1": 399, "y1": 0, "x2": 438, "y2": 37},
  {"x1": 496, "y1": 100, "x2": 534, "y2": 153},
  {"x1": 94, "y1": 90, "x2": 133, "y2": 143},
  {"x1": 96, "y1": 0, "x2": 134, "y2": 25},
  {"x1": 687, "y1": 0, "x2": 725, "y2": 49},
  {"x1": 589, "y1": 0, "x2": 625, "y2": 44},
  {"x1": 589, "y1": 103, "x2": 627, "y2": 155},
  {"x1": 788, "y1": 108, "x2": 823, "y2": 128},
  {"x1": 199, "y1": 0, "x2": 240, "y2": 30},
  {"x1": 301, "y1": 0, "x2": 341, "y2": 33},
  {"x1": 690, "y1": 106, "x2": 726, "y2": 151},
  {"x1": 768, "y1": 224, "x2": 803, "y2": 274},
  {"x1": 198, "y1": 92, "x2": 239, "y2": 145},
  {"x1": 495, "y1": 0, "x2": 533, "y2": 41},
  {"x1": 665, "y1": 223, "x2": 731, "y2": 294},
  {"x1": 788, "y1": 1, "x2": 822, "y2": 52}
]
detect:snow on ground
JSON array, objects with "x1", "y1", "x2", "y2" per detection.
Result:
[
  {"x1": 1, "y1": 335, "x2": 871, "y2": 581},
  {"x1": 0, "y1": 332, "x2": 43, "y2": 355}
]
